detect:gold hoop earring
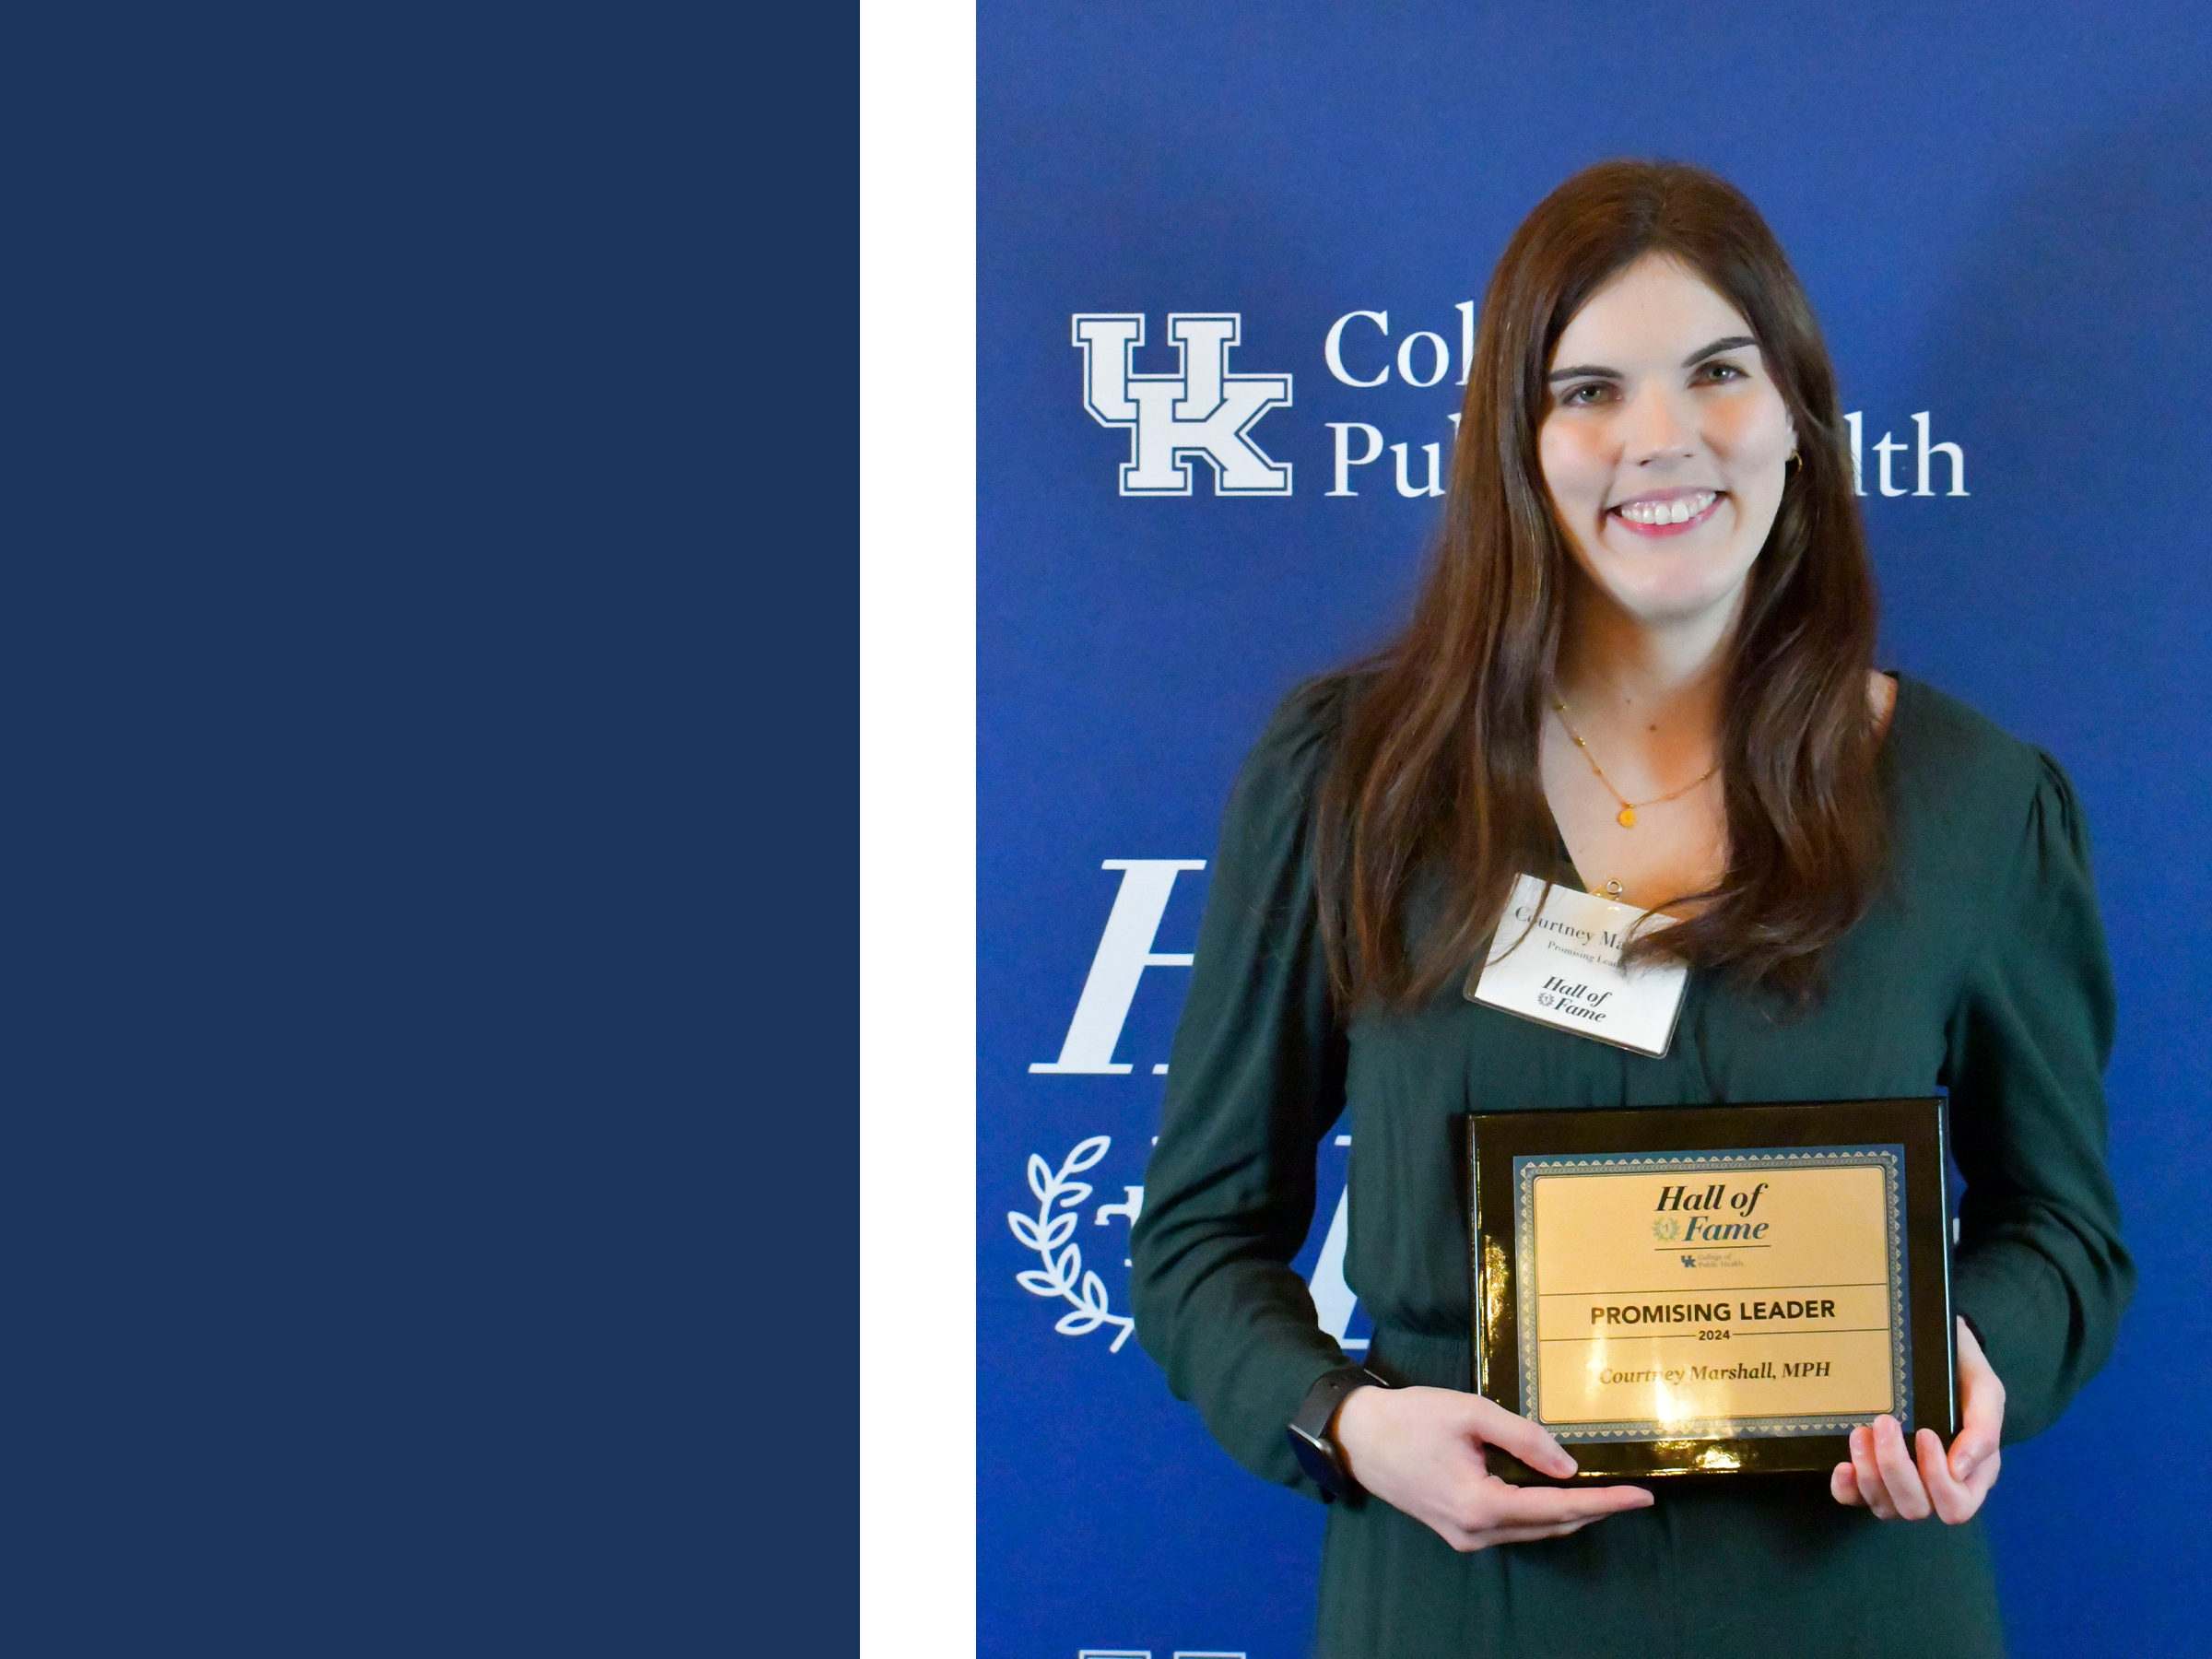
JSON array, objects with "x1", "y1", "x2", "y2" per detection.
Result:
[{"x1": 1787, "y1": 448, "x2": 1800, "y2": 466}]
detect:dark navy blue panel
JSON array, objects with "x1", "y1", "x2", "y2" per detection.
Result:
[
  {"x1": 8, "y1": 9, "x2": 806, "y2": 1653},
  {"x1": 981, "y1": 6, "x2": 2212, "y2": 1656}
]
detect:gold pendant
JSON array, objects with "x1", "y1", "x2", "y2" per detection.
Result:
[{"x1": 1616, "y1": 806, "x2": 1636, "y2": 828}]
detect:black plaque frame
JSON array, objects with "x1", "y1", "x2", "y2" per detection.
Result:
[{"x1": 1466, "y1": 1098, "x2": 1956, "y2": 1482}]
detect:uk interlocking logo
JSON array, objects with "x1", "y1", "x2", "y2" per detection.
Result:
[{"x1": 1072, "y1": 313, "x2": 1292, "y2": 496}]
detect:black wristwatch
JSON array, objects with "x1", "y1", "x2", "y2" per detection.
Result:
[{"x1": 1286, "y1": 1364, "x2": 1389, "y2": 1501}]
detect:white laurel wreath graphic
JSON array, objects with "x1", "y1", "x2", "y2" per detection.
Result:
[{"x1": 1009, "y1": 1135, "x2": 1135, "y2": 1351}]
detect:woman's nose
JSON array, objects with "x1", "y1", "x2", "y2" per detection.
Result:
[{"x1": 1620, "y1": 381, "x2": 1696, "y2": 464}]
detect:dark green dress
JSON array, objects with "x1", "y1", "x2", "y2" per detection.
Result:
[{"x1": 1129, "y1": 672, "x2": 2132, "y2": 1659}]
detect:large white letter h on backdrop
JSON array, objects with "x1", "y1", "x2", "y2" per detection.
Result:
[{"x1": 1030, "y1": 859, "x2": 1206, "y2": 1074}]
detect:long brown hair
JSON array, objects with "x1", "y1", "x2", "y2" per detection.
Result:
[{"x1": 1315, "y1": 159, "x2": 1884, "y2": 1009}]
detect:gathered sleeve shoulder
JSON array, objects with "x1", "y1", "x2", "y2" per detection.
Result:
[
  {"x1": 1128, "y1": 677, "x2": 1357, "y2": 1497},
  {"x1": 1942, "y1": 747, "x2": 2134, "y2": 1441}
]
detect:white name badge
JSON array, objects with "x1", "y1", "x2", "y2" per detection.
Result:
[{"x1": 1465, "y1": 873, "x2": 1688, "y2": 1057}]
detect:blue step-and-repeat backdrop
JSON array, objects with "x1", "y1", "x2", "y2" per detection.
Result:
[{"x1": 978, "y1": 6, "x2": 2212, "y2": 1655}]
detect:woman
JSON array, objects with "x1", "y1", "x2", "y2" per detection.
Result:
[{"x1": 1128, "y1": 160, "x2": 2130, "y2": 1657}]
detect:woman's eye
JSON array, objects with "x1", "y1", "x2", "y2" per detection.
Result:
[
  {"x1": 1699, "y1": 361, "x2": 1747, "y2": 382},
  {"x1": 1562, "y1": 382, "x2": 1611, "y2": 406}
]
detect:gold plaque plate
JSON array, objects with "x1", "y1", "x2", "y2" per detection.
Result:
[{"x1": 1466, "y1": 1099, "x2": 1957, "y2": 1482}]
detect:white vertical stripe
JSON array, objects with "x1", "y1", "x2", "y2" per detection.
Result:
[{"x1": 861, "y1": 3, "x2": 975, "y2": 1653}]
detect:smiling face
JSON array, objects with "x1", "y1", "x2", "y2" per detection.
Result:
[{"x1": 1538, "y1": 253, "x2": 1798, "y2": 632}]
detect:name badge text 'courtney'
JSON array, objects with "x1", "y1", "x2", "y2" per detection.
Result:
[{"x1": 1467, "y1": 875, "x2": 1688, "y2": 1057}]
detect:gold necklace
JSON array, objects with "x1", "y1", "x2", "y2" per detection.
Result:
[{"x1": 1551, "y1": 697, "x2": 1720, "y2": 829}]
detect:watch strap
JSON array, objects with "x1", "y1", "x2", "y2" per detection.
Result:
[{"x1": 1286, "y1": 1364, "x2": 1388, "y2": 1501}]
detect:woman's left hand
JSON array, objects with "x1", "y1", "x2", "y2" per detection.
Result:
[{"x1": 1830, "y1": 1316, "x2": 2003, "y2": 1523}]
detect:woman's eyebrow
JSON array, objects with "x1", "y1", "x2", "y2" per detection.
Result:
[
  {"x1": 1547, "y1": 335, "x2": 1760, "y2": 382},
  {"x1": 1683, "y1": 334, "x2": 1758, "y2": 366}
]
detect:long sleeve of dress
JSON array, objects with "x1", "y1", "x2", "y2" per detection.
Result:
[
  {"x1": 1129, "y1": 679, "x2": 1352, "y2": 1498},
  {"x1": 1943, "y1": 750, "x2": 2135, "y2": 1441}
]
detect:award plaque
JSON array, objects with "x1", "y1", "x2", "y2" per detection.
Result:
[{"x1": 1466, "y1": 1099, "x2": 1956, "y2": 1481}]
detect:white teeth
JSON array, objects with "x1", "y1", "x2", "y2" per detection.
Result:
[{"x1": 1616, "y1": 491, "x2": 1715, "y2": 525}]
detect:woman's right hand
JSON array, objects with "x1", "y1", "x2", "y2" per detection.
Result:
[{"x1": 1333, "y1": 1383, "x2": 1654, "y2": 1551}]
